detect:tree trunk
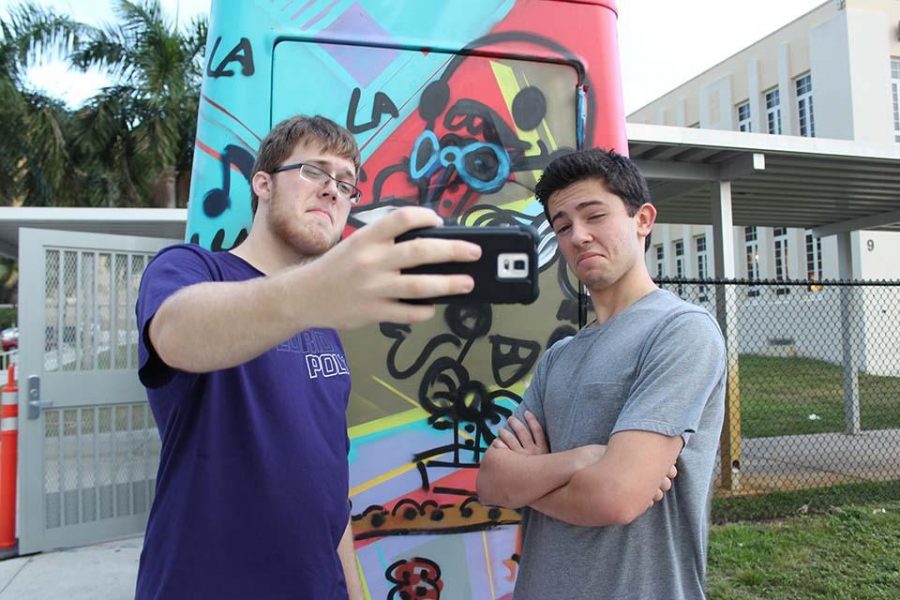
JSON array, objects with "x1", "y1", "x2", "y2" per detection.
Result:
[
  {"x1": 152, "y1": 166, "x2": 177, "y2": 208},
  {"x1": 175, "y1": 166, "x2": 192, "y2": 209}
]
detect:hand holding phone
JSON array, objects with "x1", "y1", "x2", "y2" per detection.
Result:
[{"x1": 395, "y1": 224, "x2": 539, "y2": 304}]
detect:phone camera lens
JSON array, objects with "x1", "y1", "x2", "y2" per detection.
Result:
[{"x1": 513, "y1": 259, "x2": 526, "y2": 270}]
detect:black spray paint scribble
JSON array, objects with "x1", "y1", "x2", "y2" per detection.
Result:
[{"x1": 206, "y1": 37, "x2": 255, "y2": 78}]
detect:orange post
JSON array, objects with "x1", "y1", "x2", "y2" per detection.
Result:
[{"x1": 0, "y1": 363, "x2": 18, "y2": 551}]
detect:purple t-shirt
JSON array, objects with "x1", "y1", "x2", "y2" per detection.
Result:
[{"x1": 135, "y1": 244, "x2": 352, "y2": 600}]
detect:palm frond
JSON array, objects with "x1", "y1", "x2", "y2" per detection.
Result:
[
  {"x1": 1, "y1": 0, "x2": 209, "y2": 208},
  {"x1": 2, "y1": 2, "x2": 92, "y2": 84}
]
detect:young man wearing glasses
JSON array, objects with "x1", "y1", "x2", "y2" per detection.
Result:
[{"x1": 135, "y1": 115, "x2": 481, "y2": 600}]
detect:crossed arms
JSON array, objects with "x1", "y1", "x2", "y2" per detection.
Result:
[{"x1": 476, "y1": 411, "x2": 682, "y2": 527}]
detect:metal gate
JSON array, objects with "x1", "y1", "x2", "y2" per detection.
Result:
[{"x1": 17, "y1": 228, "x2": 175, "y2": 554}]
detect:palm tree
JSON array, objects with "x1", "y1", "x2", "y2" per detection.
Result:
[
  {"x1": 68, "y1": 0, "x2": 207, "y2": 208},
  {"x1": 1, "y1": 0, "x2": 207, "y2": 208},
  {"x1": 0, "y1": 3, "x2": 85, "y2": 207}
]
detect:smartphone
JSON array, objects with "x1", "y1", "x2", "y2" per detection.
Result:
[{"x1": 395, "y1": 224, "x2": 539, "y2": 304}]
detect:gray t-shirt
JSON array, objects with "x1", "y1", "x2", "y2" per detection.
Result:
[{"x1": 511, "y1": 289, "x2": 726, "y2": 600}]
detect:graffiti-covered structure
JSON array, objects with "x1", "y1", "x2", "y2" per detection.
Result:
[{"x1": 187, "y1": 1, "x2": 625, "y2": 597}]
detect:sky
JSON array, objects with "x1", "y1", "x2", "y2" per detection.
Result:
[{"x1": 0, "y1": 0, "x2": 828, "y2": 114}]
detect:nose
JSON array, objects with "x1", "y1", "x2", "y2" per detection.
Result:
[
  {"x1": 570, "y1": 221, "x2": 592, "y2": 246},
  {"x1": 318, "y1": 176, "x2": 340, "y2": 201}
]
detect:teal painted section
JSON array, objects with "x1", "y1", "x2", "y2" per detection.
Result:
[{"x1": 187, "y1": 0, "x2": 515, "y2": 249}]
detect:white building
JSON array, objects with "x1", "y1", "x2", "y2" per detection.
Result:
[
  {"x1": 631, "y1": 0, "x2": 900, "y2": 287},
  {"x1": 627, "y1": 0, "x2": 900, "y2": 376}
]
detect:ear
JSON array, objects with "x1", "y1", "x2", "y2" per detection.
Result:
[
  {"x1": 635, "y1": 202, "x2": 657, "y2": 239},
  {"x1": 252, "y1": 171, "x2": 273, "y2": 205}
]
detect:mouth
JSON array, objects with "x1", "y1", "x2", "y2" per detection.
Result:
[
  {"x1": 576, "y1": 252, "x2": 603, "y2": 266},
  {"x1": 307, "y1": 208, "x2": 333, "y2": 224}
]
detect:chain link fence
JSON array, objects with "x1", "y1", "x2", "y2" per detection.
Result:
[{"x1": 656, "y1": 277, "x2": 900, "y2": 496}]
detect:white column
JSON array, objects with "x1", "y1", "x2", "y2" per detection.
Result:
[
  {"x1": 656, "y1": 107, "x2": 668, "y2": 126},
  {"x1": 684, "y1": 225, "x2": 697, "y2": 278},
  {"x1": 777, "y1": 43, "x2": 795, "y2": 135},
  {"x1": 758, "y1": 227, "x2": 773, "y2": 279},
  {"x1": 790, "y1": 228, "x2": 806, "y2": 280},
  {"x1": 675, "y1": 99, "x2": 686, "y2": 127},
  {"x1": 705, "y1": 225, "x2": 716, "y2": 276},
  {"x1": 837, "y1": 232, "x2": 861, "y2": 434},
  {"x1": 712, "y1": 181, "x2": 741, "y2": 490},
  {"x1": 712, "y1": 185, "x2": 736, "y2": 279},
  {"x1": 732, "y1": 226, "x2": 743, "y2": 277},
  {"x1": 748, "y1": 60, "x2": 764, "y2": 133},
  {"x1": 660, "y1": 225, "x2": 673, "y2": 276}
]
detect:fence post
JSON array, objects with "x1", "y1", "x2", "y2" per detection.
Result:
[
  {"x1": 711, "y1": 180, "x2": 742, "y2": 491},
  {"x1": 716, "y1": 285, "x2": 742, "y2": 491}
]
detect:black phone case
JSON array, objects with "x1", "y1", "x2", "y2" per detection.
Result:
[{"x1": 395, "y1": 224, "x2": 539, "y2": 304}]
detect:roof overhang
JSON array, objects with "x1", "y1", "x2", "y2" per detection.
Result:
[
  {"x1": 628, "y1": 123, "x2": 900, "y2": 236},
  {"x1": 0, "y1": 207, "x2": 186, "y2": 258}
]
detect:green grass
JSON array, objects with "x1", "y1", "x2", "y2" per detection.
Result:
[
  {"x1": 708, "y1": 481, "x2": 900, "y2": 598},
  {"x1": 707, "y1": 500, "x2": 900, "y2": 599},
  {"x1": 738, "y1": 355, "x2": 900, "y2": 438},
  {"x1": 712, "y1": 480, "x2": 900, "y2": 525}
]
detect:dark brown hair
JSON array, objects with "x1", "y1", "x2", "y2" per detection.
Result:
[{"x1": 535, "y1": 148, "x2": 653, "y2": 250}]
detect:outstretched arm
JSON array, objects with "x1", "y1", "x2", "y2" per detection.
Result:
[{"x1": 148, "y1": 207, "x2": 481, "y2": 373}]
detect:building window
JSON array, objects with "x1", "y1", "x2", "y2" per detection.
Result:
[
  {"x1": 773, "y1": 227, "x2": 790, "y2": 295},
  {"x1": 674, "y1": 240, "x2": 685, "y2": 297},
  {"x1": 795, "y1": 74, "x2": 815, "y2": 137},
  {"x1": 695, "y1": 235, "x2": 709, "y2": 302},
  {"x1": 805, "y1": 230, "x2": 823, "y2": 292},
  {"x1": 737, "y1": 101, "x2": 751, "y2": 132},
  {"x1": 655, "y1": 244, "x2": 665, "y2": 279},
  {"x1": 892, "y1": 59, "x2": 900, "y2": 143},
  {"x1": 765, "y1": 88, "x2": 782, "y2": 134},
  {"x1": 745, "y1": 226, "x2": 760, "y2": 297}
]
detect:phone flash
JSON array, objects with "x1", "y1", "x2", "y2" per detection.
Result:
[{"x1": 498, "y1": 253, "x2": 530, "y2": 280}]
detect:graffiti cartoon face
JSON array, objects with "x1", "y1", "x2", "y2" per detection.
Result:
[
  {"x1": 402, "y1": 76, "x2": 555, "y2": 220},
  {"x1": 353, "y1": 54, "x2": 575, "y2": 227}
]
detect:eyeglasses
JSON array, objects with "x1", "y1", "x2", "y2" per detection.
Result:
[{"x1": 272, "y1": 162, "x2": 361, "y2": 204}]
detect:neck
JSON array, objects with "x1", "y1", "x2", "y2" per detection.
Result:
[
  {"x1": 229, "y1": 221, "x2": 316, "y2": 275},
  {"x1": 588, "y1": 266, "x2": 658, "y2": 326}
]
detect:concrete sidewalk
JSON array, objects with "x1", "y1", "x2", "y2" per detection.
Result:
[
  {"x1": 0, "y1": 536, "x2": 142, "y2": 600},
  {"x1": 723, "y1": 428, "x2": 900, "y2": 493}
]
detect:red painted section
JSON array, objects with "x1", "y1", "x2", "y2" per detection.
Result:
[
  {"x1": 484, "y1": 0, "x2": 626, "y2": 153},
  {"x1": 354, "y1": 467, "x2": 479, "y2": 550},
  {"x1": 353, "y1": 0, "x2": 627, "y2": 228}
]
